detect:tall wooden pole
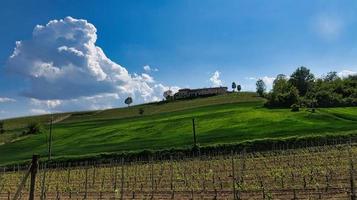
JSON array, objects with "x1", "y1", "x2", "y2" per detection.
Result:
[
  {"x1": 41, "y1": 114, "x2": 54, "y2": 199},
  {"x1": 29, "y1": 155, "x2": 39, "y2": 200},
  {"x1": 48, "y1": 114, "x2": 53, "y2": 161},
  {"x1": 192, "y1": 118, "x2": 197, "y2": 147}
]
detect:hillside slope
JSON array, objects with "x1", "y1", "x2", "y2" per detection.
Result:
[{"x1": 1, "y1": 92, "x2": 357, "y2": 164}]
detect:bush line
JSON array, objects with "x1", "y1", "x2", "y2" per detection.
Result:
[{"x1": 2, "y1": 131, "x2": 357, "y2": 170}]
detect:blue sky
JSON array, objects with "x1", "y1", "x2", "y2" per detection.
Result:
[{"x1": 1, "y1": 0, "x2": 357, "y2": 119}]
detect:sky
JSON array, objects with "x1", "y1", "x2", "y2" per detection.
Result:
[{"x1": 1, "y1": 0, "x2": 357, "y2": 119}]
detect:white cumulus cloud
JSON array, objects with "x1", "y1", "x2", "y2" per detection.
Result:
[
  {"x1": 0, "y1": 97, "x2": 16, "y2": 103},
  {"x1": 6, "y1": 16, "x2": 175, "y2": 106},
  {"x1": 209, "y1": 71, "x2": 223, "y2": 87},
  {"x1": 338, "y1": 70, "x2": 357, "y2": 78},
  {"x1": 30, "y1": 109, "x2": 50, "y2": 115},
  {"x1": 261, "y1": 76, "x2": 275, "y2": 88},
  {"x1": 143, "y1": 65, "x2": 158, "y2": 72},
  {"x1": 245, "y1": 76, "x2": 275, "y2": 91},
  {"x1": 31, "y1": 99, "x2": 62, "y2": 109}
]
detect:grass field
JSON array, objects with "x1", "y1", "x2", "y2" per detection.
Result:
[{"x1": 1, "y1": 92, "x2": 357, "y2": 165}]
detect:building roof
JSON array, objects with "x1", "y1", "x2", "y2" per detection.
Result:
[{"x1": 178, "y1": 87, "x2": 227, "y2": 92}]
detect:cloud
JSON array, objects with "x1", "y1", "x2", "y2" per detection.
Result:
[
  {"x1": 143, "y1": 65, "x2": 158, "y2": 72},
  {"x1": 150, "y1": 84, "x2": 180, "y2": 101},
  {"x1": 261, "y1": 76, "x2": 275, "y2": 87},
  {"x1": 0, "y1": 97, "x2": 16, "y2": 103},
  {"x1": 209, "y1": 71, "x2": 223, "y2": 87},
  {"x1": 31, "y1": 99, "x2": 62, "y2": 109},
  {"x1": 74, "y1": 93, "x2": 122, "y2": 110},
  {"x1": 312, "y1": 13, "x2": 343, "y2": 41},
  {"x1": 245, "y1": 76, "x2": 275, "y2": 91},
  {"x1": 30, "y1": 109, "x2": 50, "y2": 115},
  {"x1": 6, "y1": 16, "x2": 175, "y2": 105},
  {"x1": 29, "y1": 93, "x2": 116, "y2": 113},
  {"x1": 138, "y1": 73, "x2": 155, "y2": 83},
  {"x1": 338, "y1": 70, "x2": 357, "y2": 78}
]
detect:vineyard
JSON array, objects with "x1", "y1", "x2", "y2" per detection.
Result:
[{"x1": 0, "y1": 143, "x2": 356, "y2": 199}]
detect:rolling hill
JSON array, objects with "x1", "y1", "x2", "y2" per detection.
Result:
[{"x1": 1, "y1": 92, "x2": 357, "y2": 165}]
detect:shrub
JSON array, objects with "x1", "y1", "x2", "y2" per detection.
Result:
[
  {"x1": 139, "y1": 108, "x2": 144, "y2": 115},
  {"x1": 315, "y1": 90, "x2": 343, "y2": 107},
  {"x1": 266, "y1": 85, "x2": 299, "y2": 108},
  {"x1": 256, "y1": 79, "x2": 266, "y2": 97},
  {"x1": 265, "y1": 68, "x2": 357, "y2": 108},
  {"x1": 124, "y1": 97, "x2": 133, "y2": 107},
  {"x1": 25, "y1": 122, "x2": 42, "y2": 135},
  {"x1": 291, "y1": 104, "x2": 300, "y2": 112},
  {"x1": 0, "y1": 121, "x2": 4, "y2": 134}
]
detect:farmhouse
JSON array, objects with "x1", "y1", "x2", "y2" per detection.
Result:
[{"x1": 174, "y1": 87, "x2": 228, "y2": 100}]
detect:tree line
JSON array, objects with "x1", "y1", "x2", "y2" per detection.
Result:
[{"x1": 255, "y1": 66, "x2": 357, "y2": 109}]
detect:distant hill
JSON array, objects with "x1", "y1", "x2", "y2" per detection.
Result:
[{"x1": 1, "y1": 92, "x2": 357, "y2": 165}]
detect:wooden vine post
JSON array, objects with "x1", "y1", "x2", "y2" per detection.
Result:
[
  {"x1": 12, "y1": 155, "x2": 39, "y2": 200},
  {"x1": 120, "y1": 158, "x2": 125, "y2": 200},
  {"x1": 349, "y1": 144, "x2": 356, "y2": 200},
  {"x1": 40, "y1": 163, "x2": 47, "y2": 200},
  {"x1": 170, "y1": 156, "x2": 175, "y2": 199},
  {"x1": 231, "y1": 151, "x2": 237, "y2": 200},
  {"x1": 29, "y1": 155, "x2": 39, "y2": 200},
  {"x1": 84, "y1": 163, "x2": 88, "y2": 199},
  {"x1": 151, "y1": 157, "x2": 154, "y2": 199}
]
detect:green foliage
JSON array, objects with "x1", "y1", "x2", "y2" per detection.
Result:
[
  {"x1": 266, "y1": 67, "x2": 357, "y2": 108},
  {"x1": 309, "y1": 74, "x2": 357, "y2": 107},
  {"x1": 237, "y1": 85, "x2": 242, "y2": 92},
  {"x1": 256, "y1": 79, "x2": 266, "y2": 96},
  {"x1": 24, "y1": 122, "x2": 42, "y2": 135},
  {"x1": 290, "y1": 104, "x2": 300, "y2": 112},
  {"x1": 232, "y1": 82, "x2": 237, "y2": 91},
  {"x1": 289, "y1": 66, "x2": 314, "y2": 96},
  {"x1": 124, "y1": 97, "x2": 133, "y2": 106},
  {"x1": 323, "y1": 71, "x2": 340, "y2": 82},
  {"x1": 0, "y1": 121, "x2": 4, "y2": 134},
  {"x1": 0, "y1": 93, "x2": 357, "y2": 164},
  {"x1": 265, "y1": 81, "x2": 299, "y2": 108},
  {"x1": 139, "y1": 108, "x2": 144, "y2": 115}
]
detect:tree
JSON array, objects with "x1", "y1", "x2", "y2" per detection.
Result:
[
  {"x1": 265, "y1": 68, "x2": 357, "y2": 108},
  {"x1": 139, "y1": 108, "x2": 144, "y2": 115},
  {"x1": 25, "y1": 122, "x2": 42, "y2": 135},
  {"x1": 323, "y1": 71, "x2": 340, "y2": 82},
  {"x1": 237, "y1": 85, "x2": 242, "y2": 92},
  {"x1": 163, "y1": 90, "x2": 173, "y2": 100},
  {"x1": 0, "y1": 121, "x2": 4, "y2": 134},
  {"x1": 124, "y1": 97, "x2": 133, "y2": 107},
  {"x1": 289, "y1": 66, "x2": 315, "y2": 96},
  {"x1": 265, "y1": 85, "x2": 299, "y2": 107},
  {"x1": 256, "y1": 79, "x2": 266, "y2": 96},
  {"x1": 232, "y1": 82, "x2": 237, "y2": 92},
  {"x1": 272, "y1": 74, "x2": 288, "y2": 93}
]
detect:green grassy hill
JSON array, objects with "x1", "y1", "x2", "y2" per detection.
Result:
[{"x1": 1, "y1": 92, "x2": 357, "y2": 165}]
